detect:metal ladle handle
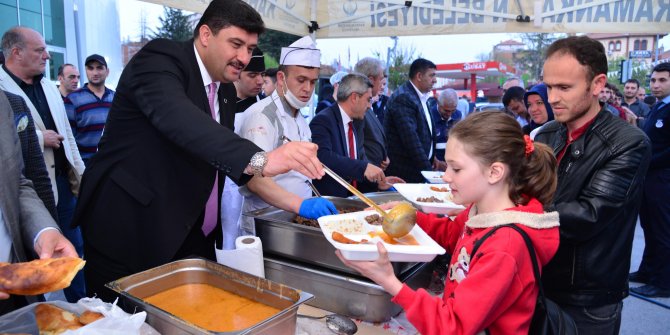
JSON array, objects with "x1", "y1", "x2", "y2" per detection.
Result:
[{"x1": 321, "y1": 165, "x2": 388, "y2": 218}]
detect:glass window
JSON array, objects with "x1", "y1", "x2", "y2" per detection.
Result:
[
  {"x1": 0, "y1": 3, "x2": 19, "y2": 36},
  {"x1": 608, "y1": 42, "x2": 614, "y2": 51},
  {"x1": 43, "y1": 0, "x2": 65, "y2": 47},
  {"x1": 641, "y1": 40, "x2": 648, "y2": 50},
  {"x1": 19, "y1": 0, "x2": 43, "y2": 34},
  {"x1": 615, "y1": 41, "x2": 621, "y2": 51},
  {"x1": 634, "y1": 40, "x2": 640, "y2": 51},
  {"x1": 48, "y1": 50, "x2": 64, "y2": 82}
]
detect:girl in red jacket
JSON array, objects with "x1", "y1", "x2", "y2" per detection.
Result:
[{"x1": 338, "y1": 111, "x2": 560, "y2": 335}]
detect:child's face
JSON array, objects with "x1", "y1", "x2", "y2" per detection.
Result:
[{"x1": 442, "y1": 138, "x2": 490, "y2": 206}]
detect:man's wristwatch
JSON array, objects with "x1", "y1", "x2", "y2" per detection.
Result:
[{"x1": 248, "y1": 151, "x2": 268, "y2": 177}]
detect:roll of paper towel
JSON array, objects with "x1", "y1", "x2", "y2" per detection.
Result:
[{"x1": 215, "y1": 235, "x2": 265, "y2": 278}]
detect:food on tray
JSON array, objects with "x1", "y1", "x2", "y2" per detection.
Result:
[
  {"x1": 364, "y1": 214, "x2": 383, "y2": 225},
  {"x1": 368, "y1": 230, "x2": 420, "y2": 246},
  {"x1": 144, "y1": 283, "x2": 281, "y2": 332},
  {"x1": 416, "y1": 196, "x2": 444, "y2": 203},
  {"x1": 35, "y1": 303, "x2": 99, "y2": 334},
  {"x1": 0, "y1": 257, "x2": 85, "y2": 295},
  {"x1": 430, "y1": 186, "x2": 448, "y2": 192},
  {"x1": 322, "y1": 218, "x2": 363, "y2": 234},
  {"x1": 332, "y1": 231, "x2": 369, "y2": 244},
  {"x1": 78, "y1": 310, "x2": 104, "y2": 325},
  {"x1": 293, "y1": 207, "x2": 359, "y2": 227}
]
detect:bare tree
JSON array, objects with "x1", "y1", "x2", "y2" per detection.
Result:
[{"x1": 516, "y1": 33, "x2": 564, "y2": 82}]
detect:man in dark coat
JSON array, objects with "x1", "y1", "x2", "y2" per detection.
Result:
[
  {"x1": 384, "y1": 58, "x2": 437, "y2": 183},
  {"x1": 631, "y1": 62, "x2": 670, "y2": 298},
  {"x1": 310, "y1": 74, "x2": 385, "y2": 197},
  {"x1": 72, "y1": 0, "x2": 324, "y2": 303}
]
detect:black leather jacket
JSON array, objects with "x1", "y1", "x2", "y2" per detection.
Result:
[{"x1": 535, "y1": 108, "x2": 651, "y2": 306}]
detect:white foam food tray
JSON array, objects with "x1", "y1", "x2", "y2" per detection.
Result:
[
  {"x1": 394, "y1": 183, "x2": 466, "y2": 215},
  {"x1": 318, "y1": 210, "x2": 446, "y2": 262},
  {"x1": 421, "y1": 171, "x2": 444, "y2": 183}
]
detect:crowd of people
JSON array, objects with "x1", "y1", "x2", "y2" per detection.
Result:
[{"x1": 1, "y1": 0, "x2": 669, "y2": 334}]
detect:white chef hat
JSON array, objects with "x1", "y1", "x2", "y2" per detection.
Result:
[
  {"x1": 280, "y1": 36, "x2": 321, "y2": 68},
  {"x1": 329, "y1": 71, "x2": 349, "y2": 86}
]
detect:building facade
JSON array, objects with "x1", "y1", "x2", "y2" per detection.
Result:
[
  {"x1": 0, "y1": 0, "x2": 123, "y2": 88},
  {"x1": 587, "y1": 33, "x2": 667, "y2": 66}
]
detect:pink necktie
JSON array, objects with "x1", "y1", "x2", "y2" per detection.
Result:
[
  {"x1": 347, "y1": 121, "x2": 357, "y2": 189},
  {"x1": 202, "y1": 82, "x2": 218, "y2": 236}
]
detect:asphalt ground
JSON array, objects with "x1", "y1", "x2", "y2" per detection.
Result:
[{"x1": 621, "y1": 222, "x2": 670, "y2": 335}]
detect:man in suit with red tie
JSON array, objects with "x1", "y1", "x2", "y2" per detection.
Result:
[
  {"x1": 310, "y1": 74, "x2": 387, "y2": 197},
  {"x1": 630, "y1": 62, "x2": 670, "y2": 298},
  {"x1": 72, "y1": 0, "x2": 326, "y2": 303}
]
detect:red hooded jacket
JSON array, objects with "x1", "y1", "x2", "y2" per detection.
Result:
[{"x1": 392, "y1": 198, "x2": 560, "y2": 335}]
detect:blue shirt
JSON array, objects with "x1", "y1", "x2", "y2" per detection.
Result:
[
  {"x1": 431, "y1": 107, "x2": 462, "y2": 161},
  {"x1": 64, "y1": 84, "x2": 114, "y2": 163}
]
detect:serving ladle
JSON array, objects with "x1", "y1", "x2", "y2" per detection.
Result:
[
  {"x1": 280, "y1": 135, "x2": 416, "y2": 237},
  {"x1": 321, "y1": 165, "x2": 416, "y2": 238},
  {"x1": 298, "y1": 313, "x2": 358, "y2": 334}
]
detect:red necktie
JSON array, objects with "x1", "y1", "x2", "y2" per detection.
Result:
[
  {"x1": 347, "y1": 121, "x2": 357, "y2": 189},
  {"x1": 202, "y1": 82, "x2": 218, "y2": 236}
]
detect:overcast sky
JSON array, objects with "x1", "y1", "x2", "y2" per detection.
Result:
[{"x1": 118, "y1": 0, "x2": 669, "y2": 68}]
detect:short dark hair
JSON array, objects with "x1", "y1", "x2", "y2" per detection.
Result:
[
  {"x1": 336, "y1": 73, "x2": 373, "y2": 102},
  {"x1": 625, "y1": 78, "x2": 640, "y2": 89},
  {"x1": 409, "y1": 58, "x2": 436, "y2": 80},
  {"x1": 502, "y1": 86, "x2": 525, "y2": 106},
  {"x1": 194, "y1": 0, "x2": 264, "y2": 38},
  {"x1": 652, "y1": 62, "x2": 670, "y2": 75},
  {"x1": 263, "y1": 67, "x2": 278, "y2": 83},
  {"x1": 57, "y1": 63, "x2": 75, "y2": 77},
  {"x1": 545, "y1": 36, "x2": 607, "y2": 83}
]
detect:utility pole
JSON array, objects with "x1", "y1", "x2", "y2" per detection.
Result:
[{"x1": 386, "y1": 36, "x2": 398, "y2": 78}]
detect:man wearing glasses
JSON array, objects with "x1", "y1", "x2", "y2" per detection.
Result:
[{"x1": 310, "y1": 73, "x2": 387, "y2": 197}]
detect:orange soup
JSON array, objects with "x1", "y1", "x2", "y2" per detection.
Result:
[
  {"x1": 144, "y1": 283, "x2": 280, "y2": 332},
  {"x1": 368, "y1": 231, "x2": 419, "y2": 245}
]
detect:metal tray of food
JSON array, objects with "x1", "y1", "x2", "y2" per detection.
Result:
[
  {"x1": 264, "y1": 255, "x2": 432, "y2": 322},
  {"x1": 106, "y1": 258, "x2": 313, "y2": 334},
  {"x1": 245, "y1": 196, "x2": 416, "y2": 276}
]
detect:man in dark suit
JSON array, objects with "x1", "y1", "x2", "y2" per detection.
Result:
[
  {"x1": 0, "y1": 90, "x2": 77, "y2": 315},
  {"x1": 631, "y1": 62, "x2": 670, "y2": 298},
  {"x1": 355, "y1": 57, "x2": 389, "y2": 173},
  {"x1": 4, "y1": 90, "x2": 57, "y2": 221},
  {"x1": 373, "y1": 91, "x2": 389, "y2": 125},
  {"x1": 310, "y1": 74, "x2": 386, "y2": 197},
  {"x1": 384, "y1": 58, "x2": 437, "y2": 183},
  {"x1": 72, "y1": 0, "x2": 325, "y2": 303}
]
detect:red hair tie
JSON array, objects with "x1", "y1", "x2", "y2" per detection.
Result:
[{"x1": 524, "y1": 135, "x2": 535, "y2": 157}]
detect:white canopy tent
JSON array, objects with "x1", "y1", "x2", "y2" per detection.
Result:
[{"x1": 140, "y1": 0, "x2": 670, "y2": 37}]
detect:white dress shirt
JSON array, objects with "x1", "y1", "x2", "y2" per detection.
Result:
[
  {"x1": 410, "y1": 81, "x2": 433, "y2": 159},
  {"x1": 194, "y1": 44, "x2": 220, "y2": 123},
  {"x1": 338, "y1": 105, "x2": 356, "y2": 159}
]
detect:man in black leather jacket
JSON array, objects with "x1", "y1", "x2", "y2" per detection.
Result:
[{"x1": 535, "y1": 36, "x2": 651, "y2": 334}]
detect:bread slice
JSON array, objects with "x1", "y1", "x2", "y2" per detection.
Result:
[
  {"x1": 0, "y1": 258, "x2": 85, "y2": 295},
  {"x1": 34, "y1": 303, "x2": 83, "y2": 335}
]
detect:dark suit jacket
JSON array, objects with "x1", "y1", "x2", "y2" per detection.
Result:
[
  {"x1": 4, "y1": 90, "x2": 57, "y2": 221},
  {"x1": 372, "y1": 94, "x2": 388, "y2": 125},
  {"x1": 363, "y1": 108, "x2": 386, "y2": 168},
  {"x1": 384, "y1": 81, "x2": 435, "y2": 183},
  {"x1": 310, "y1": 103, "x2": 368, "y2": 197},
  {"x1": 643, "y1": 102, "x2": 670, "y2": 170},
  {"x1": 72, "y1": 39, "x2": 260, "y2": 273}
]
